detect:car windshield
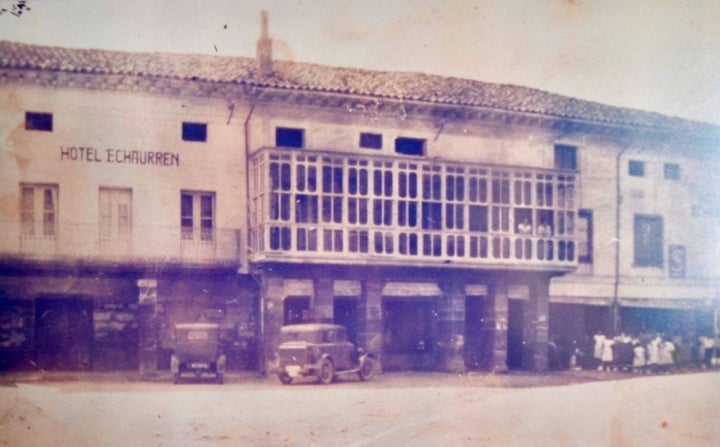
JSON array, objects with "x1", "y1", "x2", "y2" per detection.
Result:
[{"x1": 281, "y1": 330, "x2": 320, "y2": 343}]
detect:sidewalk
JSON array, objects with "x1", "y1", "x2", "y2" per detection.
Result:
[{"x1": 2, "y1": 367, "x2": 716, "y2": 388}]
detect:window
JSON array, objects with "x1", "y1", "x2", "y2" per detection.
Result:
[
  {"x1": 25, "y1": 112, "x2": 53, "y2": 131},
  {"x1": 181, "y1": 191, "x2": 215, "y2": 242},
  {"x1": 554, "y1": 144, "x2": 577, "y2": 170},
  {"x1": 182, "y1": 122, "x2": 207, "y2": 142},
  {"x1": 99, "y1": 188, "x2": 132, "y2": 243},
  {"x1": 284, "y1": 297, "x2": 310, "y2": 325},
  {"x1": 395, "y1": 137, "x2": 425, "y2": 156},
  {"x1": 664, "y1": 163, "x2": 680, "y2": 180},
  {"x1": 629, "y1": 160, "x2": 645, "y2": 177},
  {"x1": 634, "y1": 214, "x2": 663, "y2": 267},
  {"x1": 577, "y1": 209, "x2": 593, "y2": 263},
  {"x1": 20, "y1": 184, "x2": 58, "y2": 237},
  {"x1": 276, "y1": 127, "x2": 304, "y2": 148},
  {"x1": 359, "y1": 132, "x2": 382, "y2": 149}
]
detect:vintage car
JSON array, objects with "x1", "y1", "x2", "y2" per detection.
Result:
[
  {"x1": 275, "y1": 323, "x2": 377, "y2": 385},
  {"x1": 171, "y1": 322, "x2": 227, "y2": 384}
]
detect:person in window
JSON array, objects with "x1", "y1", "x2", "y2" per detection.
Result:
[
  {"x1": 536, "y1": 220, "x2": 553, "y2": 237},
  {"x1": 517, "y1": 219, "x2": 532, "y2": 234}
]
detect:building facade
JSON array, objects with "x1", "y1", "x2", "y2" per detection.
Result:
[{"x1": 1, "y1": 26, "x2": 718, "y2": 374}]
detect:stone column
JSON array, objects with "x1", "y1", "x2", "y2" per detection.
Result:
[
  {"x1": 137, "y1": 303, "x2": 158, "y2": 376},
  {"x1": 313, "y1": 278, "x2": 334, "y2": 323},
  {"x1": 358, "y1": 276, "x2": 383, "y2": 366},
  {"x1": 488, "y1": 280, "x2": 509, "y2": 373},
  {"x1": 258, "y1": 274, "x2": 286, "y2": 375},
  {"x1": 527, "y1": 275, "x2": 550, "y2": 371},
  {"x1": 438, "y1": 279, "x2": 466, "y2": 373}
]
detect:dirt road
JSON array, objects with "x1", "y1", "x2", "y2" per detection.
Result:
[{"x1": 1, "y1": 371, "x2": 718, "y2": 446}]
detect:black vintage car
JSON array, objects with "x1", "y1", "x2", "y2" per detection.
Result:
[
  {"x1": 171, "y1": 323, "x2": 227, "y2": 384},
  {"x1": 275, "y1": 323, "x2": 377, "y2": 385}
]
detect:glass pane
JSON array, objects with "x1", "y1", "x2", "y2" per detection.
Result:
[{"x1": 201, "y1": 195, "x2": 213, "y2": 218}]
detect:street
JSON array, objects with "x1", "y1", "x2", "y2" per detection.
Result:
[{"x1": 1, "y1": 371, "x2": 718, "y2": 446}]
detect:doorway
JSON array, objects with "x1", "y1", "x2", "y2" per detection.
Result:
[
  {"x1": 382, "y1": 298, "x2": 437, "y2": 370},
  {"x1": 507, "y1": 299, "x2": 525, "y2": 369},
  {"x1": 35, "y1": 297, "x2": 93, "y2": 370},
  {"x1": 464, "y1": 296, "x2": 489, "y2": 370}
]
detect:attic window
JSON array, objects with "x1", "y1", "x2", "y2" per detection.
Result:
[
  {"x1": 182, "y1": 122, "x2": 207, "y2": 142},
  {"x1": 554, "y1": 144, "x2": 577, "y2": 170},
  {"x1": 629, "y1": 160, "x2": 645, "y2": 177},
  {"x1": 395, "y1": 137, "x2": 425, "y2": 156},
  {"x1": 25, "y1": 112, "x2": 53, "y2": 132},
  {"x1": 664, "y1": 163, "x2": 680, "y2": 180},
  {"x1": 276, "y1": 127, "x2": 304, "y2": 148},
  {"x1": 359, "y1": 133, "x2": 382, "y2": 150}
]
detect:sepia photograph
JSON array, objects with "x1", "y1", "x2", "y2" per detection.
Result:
[{"x1": 0, "y1": 0, "x2": 719, "y2": 445}]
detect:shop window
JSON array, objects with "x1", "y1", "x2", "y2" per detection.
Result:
[
  {"x1": 276, "y1": 127, "x2": 304, "y2": 148},
  {"x1": 395, "y1": 137, "x2": 425, "y2": 156},
  {"x1": 359, "y1": 132, "x2": 382, "y2": 149},
  {"x1": 181, "y1": 191, "x2": 215, "y2": 242},
  {"x1": 634, "y1": 214, "x2": 663, "y2": 267},
  {"x1": 182, "y1": 122, "x2": 207, "y2": 142},
  {"x1": 664, "y1": 163, "x2": 681, "y2": 180},
  {"x1": 284, "y1": 297, "x2": 310, "y2": 325},
  {"x1": 25, "y1": 112, "x2": 53, "y2": 131},
  {"x1": 629, "y1": 160, "x2": 645, "y2": 177},
  {"x1": 20, "y1": 184, "x2": 58, "y2": 237},
  {"x1": 554, "y1": 145, "x2": 577, "y2": 170}
]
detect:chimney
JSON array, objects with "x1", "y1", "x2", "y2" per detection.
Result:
[{"x1": 256, "y1": 10, "x2": 273, "y2": 76}]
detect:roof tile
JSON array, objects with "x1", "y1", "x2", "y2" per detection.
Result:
[{"x1": 0, "y1": 40, "x2": 718, "y2": 135}]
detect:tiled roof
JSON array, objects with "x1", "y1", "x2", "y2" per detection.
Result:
[{"x1": 0, "y1": 40, "x2": 717, "y2": 135}]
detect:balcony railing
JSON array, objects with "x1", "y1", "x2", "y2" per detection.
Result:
[
  {"x1": 3, "y1": 222, "x2": 243, "y2": 266},
  {"x1": 249, "y1": 147, "x2": 579, "y2": 270}
]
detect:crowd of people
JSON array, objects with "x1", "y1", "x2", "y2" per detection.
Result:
[{"x1": 548, "y1": 331, "x2": 718, "y2": 373}]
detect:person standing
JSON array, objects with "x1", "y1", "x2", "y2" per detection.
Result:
[
  {"x1": 659, "y1": 337, "x2": 675, "y2": 373},
  {"x1": 632, "y1": 339, "x2": 647, "y2": 374},
  {"x1": 646, "y1": 334, "x2": 661, "y2": 374},
  {"x1": 601, "y1": 334, "x2": 615, "y2": 371},
  {"x1": 593, "y1": 331, "x2": 605, "y2": 371}
]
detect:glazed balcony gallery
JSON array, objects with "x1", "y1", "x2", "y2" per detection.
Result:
[{"x1": 250, "y1": 148, "x2": 578, "y2": 270}]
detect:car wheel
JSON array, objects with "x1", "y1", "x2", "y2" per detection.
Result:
[
  {"x1": 278, "y1": 373, "x2": 294, "y2": 385},
  {"x1": 358, "y1": 357, "x2": 376, "y2": 381},
  {"x1": 318, "y1": 358, "x2": 334, "y2": 385}
]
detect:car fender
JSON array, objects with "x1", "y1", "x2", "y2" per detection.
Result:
[{"x1": 359, "y1": 352, "x2": 374, "y2": 366}]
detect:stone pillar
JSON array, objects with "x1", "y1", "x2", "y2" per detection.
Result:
[
  {"x1": 258, "y1": 274, "x2": 286, "y2": 375},
  {"x1": 313, "y1": 278, "x2": 334, "y2": 323},
  {"x1": 488, "y1": 280, "x2": 509, "y2": 373},
  {"x1": 358, "y1": 276, "x2": 383, "y2": 366},
  {"x1": 527, "y1": 276, "x2": 550, "y2": 371},
  {"x1": 438, "y1": 279, "x2": 466, "y2": 373},
  {"x1": 137, "y1": 303, "x2": 158, "y2": 376}
]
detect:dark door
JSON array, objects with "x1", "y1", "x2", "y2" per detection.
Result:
[
  {"x1": 464, "y1": 296, "x2": 486, "y2": 370},
  {"x1": 383, "y1": 298, "x2": 436, "y2": 370},
  {"x1": 507, "y1": 299, "x2": 524, "y2": 369},
  {"x1": 333, "y1": 298, "x2": 358, "y2": 344},
  {"x1": 36, "y1": 298, "x2": 93, "y2": 370}
]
